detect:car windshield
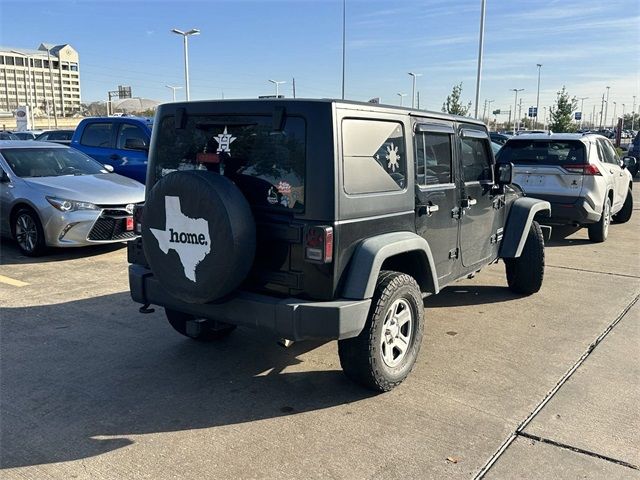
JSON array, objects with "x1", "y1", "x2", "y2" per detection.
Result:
[
  {"x1": 496, "y1": 140, "x2": 586, "y2": 165},
  {"x1": 1, "y1": 147, "x2": 108, "y2": 178}
]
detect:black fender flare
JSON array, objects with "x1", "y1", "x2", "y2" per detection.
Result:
[
  {"x1": 500, "y1": 197, "x2": 551, "y2": 258},
  {"x1": 341, "y1": 231, "x2": 439, "y2": 300}
]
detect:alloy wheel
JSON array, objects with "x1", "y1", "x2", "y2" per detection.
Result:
[
  {"x1": 15, "y1": 214, "x2": 37, "y2": 253},
  {"x1": 380, "y1": 298, "x2": 414, "y2": 368}
]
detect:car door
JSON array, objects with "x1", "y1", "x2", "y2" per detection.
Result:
[
  {"x1": 78, "y1": 122, "x2": 116, "y2": 166},
  {"x1": 413, "y1": 121, "x2": 459, "y2": 282},
  {"x1": 598, "y1": 138, "x2": 628, "y2": 210},
  {"x1": 114, "y1": 122, "x2": 149, "y2": 183},
  {"x1": 458, "y1": 127, "x2": 499, "y2": 268}
]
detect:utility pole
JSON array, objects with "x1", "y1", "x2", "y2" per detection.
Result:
[
  {"x1": 268, "y1": 79, "x2": 286, "y2": 97},
  {"x1": 511, "y1": 88, "x2": 524, "y2": 133},
  {"x1": 603, "y1": 86, "x2": 610, "y2": 128},
  {"x1": 621, "y1": 103, "x2": 625, "y2": 127},
  {"x1": 165, "y1": 85, "x2": 182, "y2": 102},
  {"x1": 632, "y1": 96, "x2": 637, "y2": 131},
  {"x1": 612, "y1": 101, "x2": 617, "y2": 128},
  {"x1": 543, "y1": 106, "x2": 547, "y2": 130},
  {"x1": 408, "y1": 72, "x2": 422, "y2": 109},
  {"x1": 578, "y1": 97, "x2": 588, "y2": 130},
  {"x1": 171, "y1": 28, "x2": 200, "y2": 101},
  {"x1": 292, "y1": 77, "x2": 296, "y2": 99},
  {"x1": 474, "y1": 0, "x2": 486, "y2": 119},
  {"x1": 599, "y1": 93, "x2": 605, "y2": 130},
  {"x1": 535, "y1": 63, "x2": 542, "y2": 129},
  {"x1": 518, "y1": 98, "x2": 523, "y2": 128},
  {"x1": 397, "y1": 93, "x2": 407, "y2": 106}
]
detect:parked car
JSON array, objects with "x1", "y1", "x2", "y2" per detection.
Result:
[
  {"x1": 489, "y1": 132, "x2": 510, "y2": 145},
  {"x1": 12, "y1": 131, "x2": 38, "y2": 140},
  {"x1": 497, "y1": 133, "x2": 634, "y2": 242},
  {"x1": 35, "y1": 129, "x2": 75, "y2": 145},
  {"x1": 70, "y1": 116, "x2": 152, "y2": 183},
  {"x1": 0, "y1": 131, "x2": 19, "y2": 140},
  {"x1": 128, "y1": 99, "x2": 550, "y2": 392},
  {"x1": 627, "y1": 131, "x2": 640, "y2": 177},
  {"x1": 0, "y1": 141, "x2": 145, "y2": 256}
]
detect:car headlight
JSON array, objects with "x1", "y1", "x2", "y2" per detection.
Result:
[{"x1": 46, "y1": 196, "x2": 99, "y2": 212}]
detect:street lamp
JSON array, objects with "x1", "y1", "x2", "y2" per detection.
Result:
[
  {"x1": 632, "y1": 96, "x2": 637, "y2": 132},
  {"x1": 578, "y1": 97, "x2": 588, "y2": 130},
  {"x1": 165, "y1": 85, "x2": 182, "y2": 102},
  {"x1": 171, "y1": 28, "x2": 200, "y2": 101},
  {"x1": 622, "y1": 103, "x2": 626, "y2": 128},
  {"x1": 397, "y1": 93, "x2": 407, "y2": 106},
  {"x1": 408, "y1": 72, "x2": 422, "y2": 109},
  {"x1": 612, "y1": 101, "x2": 617, "y2": 126},
  {"x1": 511, "y1": 88, "x2": 524, "y2": 133},
  {"x1": 535, "y1": 63, "x2": 542, "y2": 129},
  {"x1": 474, "y1": 0, "x2": 486, "y2": 119},
  {"x1": 603, "y1": 86, "x2": 610, "y2": 128},
  {"x1": 268, "y1": 80, "x2": 286, "y2": 98}
]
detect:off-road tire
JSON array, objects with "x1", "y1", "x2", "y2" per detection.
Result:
[
  {"x1": 588, "y1": 196, "x2": 611, "y2": 242},
  {"x1": 12, "y1": 207, "x2": 47, "y2": 256},
  {"x1": 338, "y1": 271, "x2": 424, "y2": 392},
  {"x1": 505, "y1": 220, "x2": 545, "y2": 295},
  {"x1": 612, "y1": 189, "x2": 633, "y2": 224},
  {"x1": 165, "y1": 308, "x2": 237, "y2": 341}
]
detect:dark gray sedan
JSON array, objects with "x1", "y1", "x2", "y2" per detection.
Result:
[{"x1": 0, "y1": 141, "x2": 145, "y2": 256}]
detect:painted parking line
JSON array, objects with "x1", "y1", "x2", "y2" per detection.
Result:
[{"x1": 0, "y1": 274, "x2": 29, "y2": 287}]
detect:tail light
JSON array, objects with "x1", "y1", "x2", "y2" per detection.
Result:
[
  {"x1": 563, "y1": 164, "x2": 601, "y2": 175},
  {"x1": 304, "y1": 226, "x2": 333, "y2": 263},
  {"x1": 133, "y1": 204, "x2": 145, "y2": 234}
]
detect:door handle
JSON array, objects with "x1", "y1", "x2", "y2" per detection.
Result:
[
  {"x1": 426, "y1": 204, "x2": 439, "y2": 215},
  {"x1": 417, "y1": 202, "x2": 439, "y2": 217},
  {"x1": 461, "y1": 197, "x2": 477, "y2": 209}
]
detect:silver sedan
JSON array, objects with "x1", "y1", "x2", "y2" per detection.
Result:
[{"x1": 0, "y1": 141, "x2": 145, "y2": 256}]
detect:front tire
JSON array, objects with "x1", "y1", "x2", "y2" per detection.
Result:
[
  {"x1": 612, "y1": 189, "x2": 633, "y2": 224},
  {"x1": 505, "y1": 221, "x2": 545, "y2": 295},
  {"x1": 338, "y1": 271, "x2": 424, "y2": 392},
  {"x1": 165, "y1": 308, "x2": 237, "y2": 341},
  {"x1": 588, "y1": 196, "x2": 611, "y2": 242},
  {"x1": 12, "y1": 208, "x2": 47, "y2": 256}
]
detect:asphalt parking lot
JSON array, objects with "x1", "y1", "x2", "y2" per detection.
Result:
[{"x1": 1, "y1": 182, "x2": 638, "y2": 479}]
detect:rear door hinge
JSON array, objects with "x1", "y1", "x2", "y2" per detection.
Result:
[
  {"x1": 493, "y1": 196, "x2": 506, "y2": 209},
  {"x1": 448, "y1": 248, "x2": 459, "y2": 259},
  {"x1": 451, "y1": 207, "x2": 463, "y2": 219}
]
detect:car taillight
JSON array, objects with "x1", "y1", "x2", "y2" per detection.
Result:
[
  {"x1": 133, "y1": 204, "x2": 144, "y2": 234},
  {"x1": 304, "y1": 226, "x2": 333, "y2": 264},
  {"x1": 563, "y1": 164, "x2": 601, "y2": 175}
]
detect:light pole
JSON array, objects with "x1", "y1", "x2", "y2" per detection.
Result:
[
  {"x1": 165, "y1": 85, "x2": 182, "y2": 102},
  {"x1": 543, "y1": 106, "x2": 547, "y2": 130},
  {"x1": 511, "y1": 88, "x2": 524, "y2": 133},
  {"x1": 474, "y1": 0, "x2": 486, "y2": 119},
  {"x1": 341, "y1": 0, "x2": 346, "y2": 100},
  {"x1": 622, "y1": 103, "x2": 626, "y2": 129},
  {"x1": 578, "y1": 97, "x2": 588, "y2": 130},
  {"x1": 535, "y1": 63, "x2": 542, "y2": 129},
  {"x1": 171, "y1": 28, "x2": 200, "y2": 101},
  {"x1": 408, "y1": 72, "x2": 422, "y2": 109},
  {"x1": 632, "y1": 96, "x2": 637, "y2": 131},
  {"x1": 268, "y1": 80, "x2": 286, "y2": 98},
  {"x1": 43, "y1": 46, "x2": 58, "y2": 128},
  {"x1": 397, "y1": 93, "x2": 407, "y2": 106},
  {"x1": 603, "y1": 86, "x2": 610, "y2": 128},
  {"x1": 612, "y1": 101, "x2": 617, "y2": 127}
]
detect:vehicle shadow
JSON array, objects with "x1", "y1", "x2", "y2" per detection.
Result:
[
  {"x1": 0, "y1": 239, "x2": 126, "y2": 265},
  {"x1": 0, "y1": 292, "x2": 375, "y2": 469},
  {"x1": 424, "y1": 284, "x2": 524, "y2": 308}
]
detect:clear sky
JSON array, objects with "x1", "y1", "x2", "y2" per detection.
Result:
[{"x1": 1, "y1": 0, "x2": 639, "y2": 123}]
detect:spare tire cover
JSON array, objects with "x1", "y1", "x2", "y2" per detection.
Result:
[{"x1": 142, "y1": 170, "x2": 256, "y2": 304}]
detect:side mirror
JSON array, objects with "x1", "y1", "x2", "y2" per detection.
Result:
[
  {"x1": 103, "y1": 164, "x2": 114, "y2": 173},
  {"x1": 124, "y1": 138, "x2": 148, "y2": 151},
  {"x1": 496, "y1": 162, "x2": 513, "y2": 185},
  {"x1": 0, "y1": 169, "x2": 10, "y2": 183},
  {"x1": 622, "y1": 156, "x2": 637, "y2": 170}
]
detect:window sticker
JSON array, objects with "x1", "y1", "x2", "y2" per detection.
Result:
[
  {"x1": 213, "y1": 127, "x2": 236, "y2": 154},
  {"x1": 386, "y1": 144, "x2": 400, "y2": 172}
]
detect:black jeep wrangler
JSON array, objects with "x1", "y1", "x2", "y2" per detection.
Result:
[{"x1": 129, "y1": 99, "x2": 550, "y2": 391}]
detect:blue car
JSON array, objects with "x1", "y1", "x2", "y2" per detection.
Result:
[{"x1": 70, "y1": 116, "x2": 152, "y2": 183}]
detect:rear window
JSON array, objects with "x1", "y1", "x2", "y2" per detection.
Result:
[
  {"x1": 80, "y1": 123, "x2": 113, "y2": 147},
  {"x1": 154, "y1": 115, "x2": 306, "y2": 211},
  {"x1": 497, "y1": 140, "x2": 586, "y2": 165}
]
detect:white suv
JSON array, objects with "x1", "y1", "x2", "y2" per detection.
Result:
[{"x1": 497, "y1": 133, "x2": 634, "y2": 242}]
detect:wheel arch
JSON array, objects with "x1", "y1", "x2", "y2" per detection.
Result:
[
  {"x1": 500, "y1": 197, "x2": 550, "y2": 258},
  {"x1": 9, "y1": 201, "x2": 43, "y2": 234},
  {"x1": 341, "y1": 231, "x2": 439, "y2": 300}
]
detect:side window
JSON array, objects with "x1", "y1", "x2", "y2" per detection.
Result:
[
  {"x1": 342, "y1": 119, "x2": 406, "y2": 195},
  {"x1": 80, "y1": 123, "x2": 113, "y2": 148},
  {"x1": 461, "y1": 136, "x2": 493, "y2": 182},
  {"x1": 49, "y1": 131, "x2": 72, "y2": 140},
  {"x1": 117, "y1": 124, "x2": 147, "y2": 150},
  {"x1": 414, "y1": 132, "x2": 452, "y2": 186},
  {"x1": 598, "y1": 139, "x2": 618, "y2": 165}
]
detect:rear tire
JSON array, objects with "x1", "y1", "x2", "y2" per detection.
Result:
[
  {"x1": 165, "y1": 308, "x2": 236, "y2": 341},
  {"x1": 505, "y1": 221, "x2": 545, "y2": 295},
  {"x1": 12, "y1": 208, "x2": 47, "y2": 256},
  {"x1": 588, "y1": 197, "x2": 611, "y2": 242},
  {"x1": 338, "y1": 271, "x2": 424, "y2": 392},
  {"x1": 612, "y1": 189, "x2": 633, "y2": 224}
]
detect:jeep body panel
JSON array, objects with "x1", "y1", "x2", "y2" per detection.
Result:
[{"x1": 499, "y1": 197, "x2": 551, "y2": 258}]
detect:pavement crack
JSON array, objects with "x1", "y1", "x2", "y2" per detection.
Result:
[
  {"x1": 517, "y1": 431, "x2": 639, "y2": 471},
  {"x1": 472, "y1": 293, "x2": 640, "y2": 479},
  {"x1": 547, "y1": 264, "x2": 640, "y2": 279}
]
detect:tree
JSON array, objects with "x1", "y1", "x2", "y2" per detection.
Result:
[
  {"x1": 442, "y1": 83, "x2": 471, "y2": 116},
  {"x1": 548, "y1": 86, "x2": 578, "y2": 133}
]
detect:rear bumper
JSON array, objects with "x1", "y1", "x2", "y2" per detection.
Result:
[
  {"x1": 129, "y1": 264, "x2": 371, "y2": 341},
  {"x1": 531, "y1": 195, "x2": 600, "y2": 225}
]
